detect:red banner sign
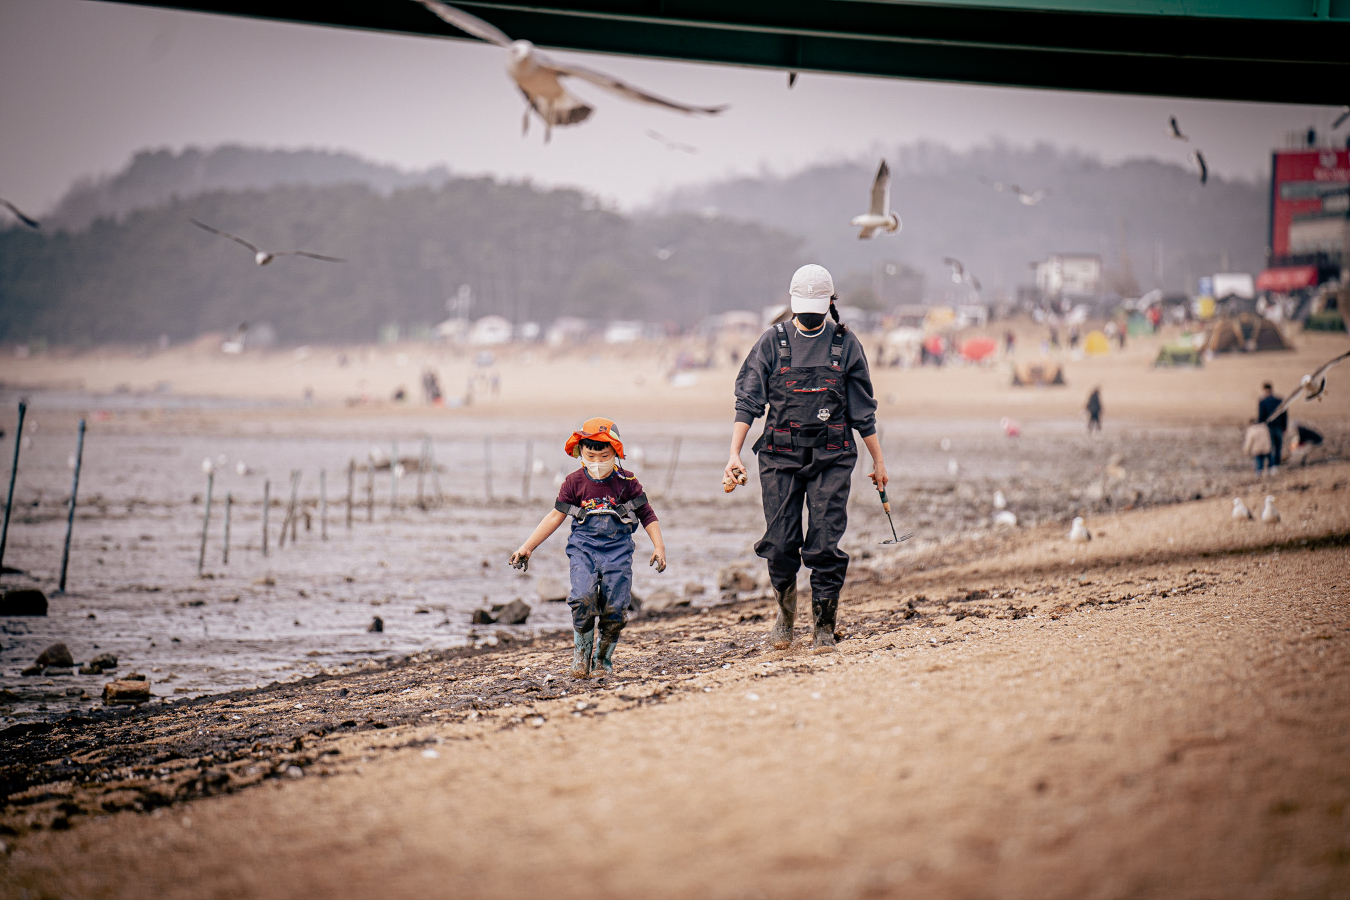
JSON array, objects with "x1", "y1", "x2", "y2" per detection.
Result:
[{"x1": 1271, "y1": 149, "x2": 1350, "y2": 258}]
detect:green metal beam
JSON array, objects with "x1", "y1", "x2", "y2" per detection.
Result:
[{"x1": 108, "y1": 1, "x2": 1350, "y2": 104}]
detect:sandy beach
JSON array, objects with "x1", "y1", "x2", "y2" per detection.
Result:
[{"x1": 0, "y1": 327, "x2": 1347, "y2": 897}]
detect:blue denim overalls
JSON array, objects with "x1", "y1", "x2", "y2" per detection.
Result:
[{"x1": 565, "y1": 503, "x2": 636, "y2": 632}]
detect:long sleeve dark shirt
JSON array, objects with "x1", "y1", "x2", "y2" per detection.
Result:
[
  {"x1": 1258, "y1": 395, "x2": 1287, "y2": 431},
  {"x1": 734, "y1": 324, "x2": 878, "y2": 438}
]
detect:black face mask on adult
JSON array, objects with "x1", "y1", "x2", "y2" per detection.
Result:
[{"x1": 795, "y1": 312, "x2": 826, "y2": 330}]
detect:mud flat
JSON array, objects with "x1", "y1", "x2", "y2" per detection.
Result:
[{"x1": 0, "y1": 461, "x2": 1347, "y2": 898}]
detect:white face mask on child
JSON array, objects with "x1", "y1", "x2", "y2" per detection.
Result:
[{"x1": 583, "y1": 458, "x2": 616, "y2": 479}]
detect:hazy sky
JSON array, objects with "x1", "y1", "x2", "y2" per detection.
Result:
[{"x1": 1, "y1": 0, "x2": 1343, "y2": 217}]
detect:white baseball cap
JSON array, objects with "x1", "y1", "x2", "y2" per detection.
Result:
[{"x1": 789, "y1": 264, "x2": 835, "y2": 315}]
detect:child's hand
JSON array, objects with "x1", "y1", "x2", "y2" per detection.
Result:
[
  {"x1": 509, "y1": 548, "x2": 531, "y2": 572},
  {"x1": 649, "y1": 549, "x2": 667, "y2": 573}
]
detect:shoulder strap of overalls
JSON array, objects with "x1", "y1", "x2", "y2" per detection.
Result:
[
  {"x1": 829, "y1": 323, "x2": 846, "y2": 371},
  {"x1": 773, "y1": 322, "x2": 791, "y2": 373}
]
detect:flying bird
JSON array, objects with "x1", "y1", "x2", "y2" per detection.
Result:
[
  {"x1": 1190, "y1": 149, "x2": 1208, "y2": 185},
  {"x1": 1333, "y1": 106, "x2": 1350, "y2": 130},
  {"x1": 411, "y1": 0, "x2": 727, "y2": 142},
  {"x1": 788, "y1": 72, "x2": 798, "y2": 89},
  {"x1": 190, "y1": 219, "x2": 344, "y2": 266},
  {"x1": 943, "y1": 257, "x2": 981, "y2": 291},
  {"x1": 850, "y1": 160, "x2": 901, "y2": 239},
  {"x1": 1231, "y1": 497, "x2": 1252, "y2": 520},
  {"x1": 1010, "y1": 185, "x2": 1048, "y2": 206},
  {"x1": 1, "y1": 198, "x2": 39, "y2": 229},
  {"x1": 646, "y1": 130, "x2": 697, "y2": 154},
  {"x1": 1167, "y1": 116, "x2": 1190, "y2": 141},
  {"x1": 981, "y1": 178, "x2": 1048, "y2": 206},
  {"x1": 1268, "y1": 349, "x2": 1350, "y2": 420}
]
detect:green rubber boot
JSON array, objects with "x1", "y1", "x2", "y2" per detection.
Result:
[
  {"x1": 595, "y1": 623, "x2": 622, "y2": 674},
  {"x1": 572, "y1": 628, "x2": 595, "y2": 679},
  {"x1": 811, "y1": 596, "x2": 839, "y2": 653},
  {"x1": 767, "y1": 582, "x2": 797, "y2": 650}
]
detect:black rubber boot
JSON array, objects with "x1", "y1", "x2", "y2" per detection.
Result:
[
  {"x1": 767, "y1": 582, "x2": 797, "y2": 650},
  {"x1": 811, "y1": 596, "x2": 838, "y2": 653},
  {"x1": 595, "y1": 622, "x2": 623, "y2": 674}
]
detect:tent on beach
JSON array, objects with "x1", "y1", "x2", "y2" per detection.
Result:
[{"x1": 1202, "y1": 314, "x2": 1291, "y2": 354}]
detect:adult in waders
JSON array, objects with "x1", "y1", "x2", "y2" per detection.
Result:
[{"x1": 723, "y1": 264, "x2": 887, "y2": 652}]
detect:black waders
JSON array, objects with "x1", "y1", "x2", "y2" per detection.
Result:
[{"x1": 752, "y1": 322, "x2": 855, "y2": 652}]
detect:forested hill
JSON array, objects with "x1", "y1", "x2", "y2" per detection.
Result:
[
  {"x1": 0, "y1": 179, "x2": 803, "y2": 346},
  {"x1": 46, "y1": 145, "x2": 453, "y2": 233},
  {"x1": 660, "y1": 142, "x2": 1270, "y2": 302}
]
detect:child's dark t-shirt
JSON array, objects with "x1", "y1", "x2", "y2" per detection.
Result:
[{"x1": 556, "y1": 468, "x2": 657, "y2": 527}]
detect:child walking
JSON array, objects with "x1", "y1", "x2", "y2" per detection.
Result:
[{"x1": 510, "y1": 417, "x2": 666, "y2": 678}]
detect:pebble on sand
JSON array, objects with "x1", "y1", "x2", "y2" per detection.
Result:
[
  {"x1": 0, "y1": 588, "x2": 47, "y2": 616},
  {"x1": 103, "y1": 673, "x2": 151, "y2": 704},
  {"x1": 536, "y1": 577, "x2": 569, "y2": 603},
  {"x1": 494, "y1": 599, "x2": 532, "y2": 625}
]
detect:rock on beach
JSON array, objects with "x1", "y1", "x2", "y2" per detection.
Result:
[
  {"x1": 103, "y1": 673, "x2": 151, "y2": 704},
  {"x1": 0, "y1": 588, "x2": 47, "y2": 616}
]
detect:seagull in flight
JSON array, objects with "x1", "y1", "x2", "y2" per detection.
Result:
[
  {"x1": 980, "y1": 178, "x2": 1048, "y2": 206},
  {"x1": 943, "y1": 257, "x2": 981, "y2": 291},
  {"x1": 1, "y1": 198, "x2": 39, "y2": 229},
  {"x1": 646, "y1": 130, "x2": 697, "y2": 154},
  {"x1": 190, "y1": 219, "x2": 344, "y2": 266},
  {"x1": 411, "y1": 0, "x2": 727, "y2": 142},
  {"x1": 1268, "y1": 349, "x2": 1350, "y2": 420},
  {"x1": 1190, "y1": 149, "x2": 1208, "y2": 185},
  {"x1": 850, "y1": 160, "x2": 901, "y2": 239},
  {"x1": 1333, "y1": 106, "x2": 1350, "y2": 130},
  {"x1": 1167, "y1": 116, "x2": 1190, "y2": 141},
  {"x1": 1011, "y1": 185, "x2": 1048, "y2": 206}
]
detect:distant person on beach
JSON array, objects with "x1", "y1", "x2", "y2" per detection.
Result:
[
  {"x1": 1049, "y1": 325, "x2": 1061, "y2": 350},
  {"x1": 1257, "y1": 382, "x2": 1287, "y2": 470},
  {"x1": 1244, "y1": 418, "x2": 1273, "y2": 474},
  {"x1": 510, "y1": 417, "x2": 665, "y2": 678},
  {"x1": 1003, "y1": 330, "x2": 1015, "y2": 356},
  {"x1": 724, "y1": 264, "x2": 885, "y2": 654},
  {"x1": 1086, "y1": 387, "x2": 1103, "y2": 433}
]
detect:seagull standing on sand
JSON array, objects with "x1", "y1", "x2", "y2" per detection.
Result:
[
  {"x1": 850, "y1": 160, "x2": 901, "y2": 239},
  {"x1": 1268, "y1": 350, "x2": 1350, "y2": 420},
  {"x1": 411, "y1": 0, "x2": 727, "y2": 142},
  {"x1": 1069, "y1": 517, "x2": 1091, "y2": 542},
  {"x1": 1261, "y1": 496, "x2": 1280, "y2": 524},
  {"x1": 190, "y1": 220, "x2": 344, "y2": 266},
  {"x1": 943, "y1": 258, "x2": 981, "y2": 292},
  {"x1": 1232, "y1": 497, "x2": 1252, "y2": 520},
  {"x1": 1, "y1": 198, "x2": 39, "y2": 229},
  {"x1": 993, "y1": 490, "x2": 1007, "y2": 510}
]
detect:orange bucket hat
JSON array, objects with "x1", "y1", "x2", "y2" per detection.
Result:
[{"x1": 565, "y1": 416, "x2": 625, "y2": 459}]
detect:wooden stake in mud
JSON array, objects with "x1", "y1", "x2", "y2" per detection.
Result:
[
  {"x1": 366, "y1": 461, "x2": 374, "y2": 523},
  {"x1": 222, "y1": 492, "x2": 232, "y2": 564},
  {"x1": 0, "y1": 400, "x2": 27, "y2": 574},
  {"x1": 522, "y1": 438, "x2": 533, "y2": 502},
  {"x1": 429, "y1": 439, "x2": 442, "y2": 504},
  {"x1": 664, "y1": 436, "x2": 682, "y2": 497},
  {"x1": 485, "y1": 437, "x2": 494, "y2": 501},
  {"x1": 197, "y1": 471, "x2": 214, "y2": 576},
  {"x1": 319, "y1": 469, "x2": 328, "y2": 540},
  {"x1": 416, "y1": 437, "x2": 427, "y2": 510},
  {"x1": 346, "y1": 459, "x2": 354, "y2": 530},
  {"x1": 262, "y1": 479, "x2": 270, "y2": 557},
  {"x1": 57, "y1": 418, "x2": 86, "y2": 593},
  {"x1": 279, "y1": 470, "x2": 299, "y2": 548},
  {"x1": 390, "y1": 441, "x2": 399, "y2": 514}
]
